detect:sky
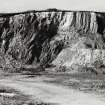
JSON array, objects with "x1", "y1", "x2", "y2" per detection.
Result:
[{"x1": 0, "y1": 0, "x2": 105, "y2": 12}]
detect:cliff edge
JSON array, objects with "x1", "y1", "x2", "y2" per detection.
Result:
[{"x1": 0, "y1": 10, "x2": 105, "y2": 72}]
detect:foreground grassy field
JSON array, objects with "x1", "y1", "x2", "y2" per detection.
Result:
[
  {"x1": 2, "y1": 70, "x2": 105, "y2": 97},
  {"x1": 0, "y1": 86, "x2": 51, "y2": 105},
  {"x1": 1, "y1": 68, "x2": 105, "y2": 104},
  {"x1": 41, "y1": 72, "x2": 105, "y2": 98}
]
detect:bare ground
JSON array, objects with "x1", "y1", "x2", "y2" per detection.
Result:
[{"x1": 0, "y1": 73, "x2": 105, "y2": 105}]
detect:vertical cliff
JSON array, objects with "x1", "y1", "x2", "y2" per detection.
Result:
[{"x1": 0, "y1": 10, "x2": 105, "y2": 70}]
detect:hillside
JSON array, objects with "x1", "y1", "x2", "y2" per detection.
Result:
[{"x1": 0, "y1": 9, "x2": 105, "y2": 72}]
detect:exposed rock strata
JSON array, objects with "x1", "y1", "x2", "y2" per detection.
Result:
[{"x1": 0, "y1": 10, "x2": 105, "y2": 70}]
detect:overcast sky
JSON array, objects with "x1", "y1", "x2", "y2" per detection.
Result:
[{"x1": 0, "y1": 0, "x2": 105, "y2": 12}]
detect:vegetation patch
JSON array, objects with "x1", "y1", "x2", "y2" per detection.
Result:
[{"x1": 0, "y1": 86, "x2": 52, "y2": 105}]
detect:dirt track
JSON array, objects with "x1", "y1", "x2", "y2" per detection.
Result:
[{"x1": 0, "y1": 76, "x2": 105, "y2": 105}]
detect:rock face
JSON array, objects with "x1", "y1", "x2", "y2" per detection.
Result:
[{"x1": 0, "y1": 10, "x2": 105, "y2": 70}]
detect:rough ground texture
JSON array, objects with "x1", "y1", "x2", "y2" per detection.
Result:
[
  {"x1": 0, "y1": 9, "x2": 105, "y2": 70},
  {"x1": 0, "y1": 76, "x2": 105, "y2": 105}
]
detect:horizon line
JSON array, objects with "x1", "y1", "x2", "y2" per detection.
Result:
[{"x1": 0, "y1": 8, "x2": 105, "y2": 14}]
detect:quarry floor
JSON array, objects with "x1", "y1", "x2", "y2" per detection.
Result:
[{"x1": 0, "y1": 72, "x2": 105, "y2": 105}]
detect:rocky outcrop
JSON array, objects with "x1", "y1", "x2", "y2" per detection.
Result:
[{"x1": 0, "y1": 10, "x2": 105, "y2": 70}]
